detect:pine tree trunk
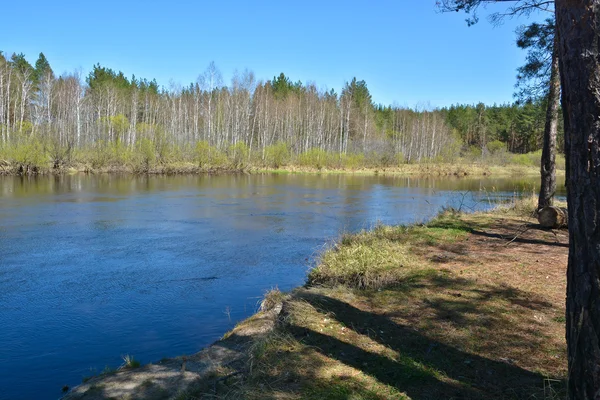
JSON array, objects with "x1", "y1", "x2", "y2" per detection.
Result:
[
  {"x1": 555, "y1": 2, "x2": 600, "y2": 398},
  {"x1": 537, "y1": 37, "x2": 560, "y2": 211}
]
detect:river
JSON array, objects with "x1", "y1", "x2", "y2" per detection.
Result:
[{"x1": 0, "y1": 173, "x2": 564, "y2": 399}]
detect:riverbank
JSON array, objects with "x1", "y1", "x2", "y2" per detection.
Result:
[
  {"x1": 257, "y1": 163, "x2": 564, "y2": 177},
  {"x1": 63, "y1": 196, "x2": 568, "y2": 399},
  {"x1": 0, "y1": 160, "x2": 565, "y2": 177}
]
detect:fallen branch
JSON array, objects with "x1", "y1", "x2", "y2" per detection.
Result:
[{"x1": 505, "y1": 225, "x2": 531, "y2": 246}]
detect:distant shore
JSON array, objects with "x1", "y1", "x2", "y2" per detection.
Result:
[{"x1": 0, "y1": 161, "x2": 564, "y2": 178}]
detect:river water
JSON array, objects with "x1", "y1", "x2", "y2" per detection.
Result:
[{"x1": 0, "y1": 173, "x2": 564, "y2": 399}]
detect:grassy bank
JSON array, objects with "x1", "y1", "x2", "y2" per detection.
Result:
[
  {"x1": 0, "y1": 160, "x2": 563, "y2": 178},
  {"x1": 64, "y1": 197, "x2": 568, "y2": 399},
  {"x1": 0, "y1": 141, "x2": 564, "y2": 177},
  {"x1": 184, "y1": 198, "x2": 568, "y2": 399},
  {"x1": 257, "y1": 163, "x2": 565, "y2": 177}
]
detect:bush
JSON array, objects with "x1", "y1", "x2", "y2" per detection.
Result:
[
  {"x1": 340, "y1": 153, "x2": 365, "y2": 169},
  {"x1": 228, "y1": 142, "x2": 249, "y2": 169},
  {"x1": 395, "y1": 152, "x2": 405, "y2": 165},
  {"x1": 195, "y1": 141, "x2": 228, "y2": 168},
  {"x1": 364, "y1": 150, "x2": 396, "y2": 168},
  {"x1": 264, "y1": 142, "x2": 290, "y2": 168},
  {"x1": 511, "y1": 153, "x2": 536, "y2": 167},
  {"x1": 112, "y1": 140, "x2": 136, "y2": 166},
  {"x1": 136, "y1": 137, "x2": 156, "y2": 170},
  {"x1": 8, "y1": 134, "x2": 48, "y2": 170},
  {"x1": 297, "y1": 148, "x2": 330, "y2": 169},
  {"x1": 465, "y1": 146, "x2": 482, "y2": 161},
  {"x1": 486, "y1": 140, "x2": 506, "y2": 154}
]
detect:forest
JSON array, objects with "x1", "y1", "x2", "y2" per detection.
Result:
[{"x1": 0, "y1": 51, "x2": 561, "y2": 173}]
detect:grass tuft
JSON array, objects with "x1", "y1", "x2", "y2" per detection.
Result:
[
  {"x1": 308, "y1": 212, "x2": 471, "y2": 290},
  {"x1": 120, "y1": 354, "x2": 141, "y2": 370},
  {"x1": 260, "y1": 287, "x2": 287, "y2": 312}
]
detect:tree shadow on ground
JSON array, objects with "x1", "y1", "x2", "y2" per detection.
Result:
[
  {"x1": 469, "y1": 228, "x2": 568, "y2": 248},
  {"x1": 284, "y1": 286, "x2": 565, "y2": 400}
]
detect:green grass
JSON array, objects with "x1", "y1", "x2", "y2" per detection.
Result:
[{"x1": 308, "y1": 212, "x2": 474, "y2": 289}]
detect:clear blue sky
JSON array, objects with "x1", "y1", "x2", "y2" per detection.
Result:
[{"x1": 0, "y1": 1, "x2": 548, "y2": 108}]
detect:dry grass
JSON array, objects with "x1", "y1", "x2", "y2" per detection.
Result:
[
  {"x1": 490, "y1": 193, "x2": 569, "y2": 226},
  {"x1": 260, "y1": 288, "x2": 288, "y2": 312},
  {"x1": 119, "y1": 354, "x2": 141, "y2": 370},
  {"x1": 259, "y1": 162, "x2": 560, "y2": 177}
]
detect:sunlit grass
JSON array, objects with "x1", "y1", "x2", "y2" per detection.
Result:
[{"x1": 308, "y1": 212, "x2": 473, "y2": 289}]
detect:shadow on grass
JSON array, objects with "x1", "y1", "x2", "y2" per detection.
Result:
[
  {"x1": 194, "y1": 272, "x2": 566, "y2": 399},
  {"x1": 422, "y1": 213, "x2": 567, "y2": 249},
  {"x1": 469, "y1": 228, "x2": 568, "y2": 248},
  {"x1": 287, "y1": 287, "x2": 565, "y2": 399}
]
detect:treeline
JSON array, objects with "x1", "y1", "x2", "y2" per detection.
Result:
[
  {"x1": 0, "y1": 51, "x2": 559, "y2": 172},
  {"x1": 444, "y1": 99, "x2": 563, "y2": 155}
]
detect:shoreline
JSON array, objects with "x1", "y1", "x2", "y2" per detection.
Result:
[
  {"x1": 0, "y1": 162, "x2": 564, "y2": 178},
  {"x1": 61, "y1": 198, "x2": 568, "y2": 399},
  {"x1": 62, "y1": 300, "x2": 285, "y2": 400}
]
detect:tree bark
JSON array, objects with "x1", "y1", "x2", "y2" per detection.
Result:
[
  {"x1": 538, "y1": 205, "x2": 568, "y2": 228},
  {"x1": 555, "y1": 2, "x2": 600, "y2": 398},
  {"x1": 538, "y1": 36, "x2": 560, "y2": 211}
]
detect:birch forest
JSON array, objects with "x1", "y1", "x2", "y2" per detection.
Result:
[{"x1": 0, "y1": 51, "x2": 556, "y2": 172}]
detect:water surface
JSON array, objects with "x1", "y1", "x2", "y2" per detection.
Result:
[{"x1": 0, "y1": 173, "x2": 563, "y2": 399}]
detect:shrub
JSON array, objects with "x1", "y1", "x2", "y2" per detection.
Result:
[
  {"x1": 395, "y1": 152, "x2": 405, "y2": 165},
  {"x1": 364, "y1": 150, "x2": 395, "y2": 168},
  {"x1": 297, "y1": 148, "x2": 329, "y2": 169},
  {"x1": 511, "y1": 153, "x2": 536, "y2": 167},
  {"x1": 195, "y1": 141, "x2": 227, "y2": 167},
  {"x1": 136, "y1": 137, "x2": 156, "y2": 170},
  {"x1": 8, "y1": 134, "x2": 48, "y2": 170},
  {"x1": 465, "y1": 146, "x2": 482, "y2": 160},
  {"x1": 486, "y1": 140, "x2": 506, "y2": 154},
  {"x1": 264, "y1": 142, "x2": 290, "y2": 168},
  {"x1": 228, "y1": 142, "x2": 249, "y2": 169},
  {"x1": 340, "y1": 153, "x2": 365, "y2": 169}
]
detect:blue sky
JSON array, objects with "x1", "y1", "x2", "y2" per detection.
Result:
[{"x1": 0, "y1": 1, "x2": 548, "y2": 108}]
